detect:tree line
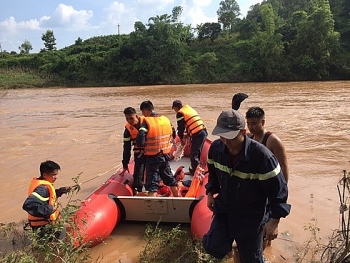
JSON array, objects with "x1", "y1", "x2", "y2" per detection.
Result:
[{"x1": 0, "y1": 0, "x2": 349, "y2": 87}]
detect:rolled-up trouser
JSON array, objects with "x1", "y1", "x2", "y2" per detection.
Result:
[
  {"x1": 132, "y1": 153, "x2": 145, "y2": 192},
  {"x1": 202, "y1": 213, "x2": 264, "y2": 262},
  {"x1": 145, "y1": 154, "x2": 177, "y2": 192},
  {"x1": 189, "y1": 129, "x2": 207, "y2": 174}
]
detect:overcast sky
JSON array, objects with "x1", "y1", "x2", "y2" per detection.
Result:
[{"x1": 0, "y1": 0, "x2": 262, "y2": 53}]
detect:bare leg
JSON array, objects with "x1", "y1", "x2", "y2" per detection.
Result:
[
  {"x1": 148, "y1": 191, "x2": 157, "y2": 197},
  {"x1": 170, "y1": 186, "x2": 179, "y2": 197}
]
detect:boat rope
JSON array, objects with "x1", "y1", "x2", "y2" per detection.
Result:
[{"x1": 78, "y1": 163, "x2": 123, "y2": 186}]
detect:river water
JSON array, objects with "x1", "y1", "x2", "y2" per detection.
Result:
[{"x1": 1, "y1": 82, "x2": 349, "y2": 262}]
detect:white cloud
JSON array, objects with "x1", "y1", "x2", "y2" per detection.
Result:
[
  {"x1": 0, "y1": 17, "x2": 18, "y2": 32},
  {"x1": 248, "y1": 0, "x2": 262, "y2": 5},
  {"x1": 104, "y1": 2, "x2": 128, "y2": 24},
  {"x1": 179, "y1": 0, "x2": 216, "y2": 27},
  {"x1": 137, "y1": 0, "x2": 174, "y2": 11},
  {"x1": 138, "y1": 0, "x2": 174, "y2": 5},
  {"x1": 0, "y1": 16, "x2": 40, "y2": 33},
  {"x1": 17, "y1": 19, "x2": 40, "y2": 30},
  {"x1": 102, "y1": 2, "x2": 138, "y2": 34},
  {"x1": 193, "y1": 0, "x2": 211, "y2": 7},
  {"x1": 240, "y1": 0, "x2": 263, "y2": 16},
  {"x1": 184, "y1": 7, "x2": 217, "y2": 27},
  {"x1": 41, "y1": 4, "x2": 94, "y2": 30}
]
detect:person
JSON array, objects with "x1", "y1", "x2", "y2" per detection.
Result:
[
  {"x1": 202, "y1": 109, "x2": 291, "y2": 262},
  {"x1": 172, "y1": 100, "x2": 208, "y2": 175},
  {"x1": 232, "y1": 92, "x2": 248, "y2": 110},
  {"x1": 22, "y1": 160, "x2": 71, "y2": 235},
  {"x1": 139, "y1": 100, "x2": 155, "y2": 117},
  {"x1": 121, "y1": 107, "x2": 146, "y2": 194},
  {"x1": 136, "y1": 100, "x2": 179, "y2": 197},
  {"x1": 140, "y1": 100, "x2": 177, "y2": 138},
  {"x1": 245, "y1": 106, "x2": 289, "y2": 183}
]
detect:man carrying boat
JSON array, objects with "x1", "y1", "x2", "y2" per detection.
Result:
[
  {"x1": 122, "y1": 107, "x2": 146, "y2": 194},
  {"x1": 22, "y1": 160, "x2": 71, "y2": 236},
  {"x1": 172, "y1": 100, "x2": 207, "y2": 175},
  {"x1": 203, "y1": 109, "x2": 291, "y2": 262},
  {"x1": 136, "y1": 100, "x2": 179, "y2": 197}
]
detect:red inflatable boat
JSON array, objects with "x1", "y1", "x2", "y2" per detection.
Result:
[{"x1": 70, "y1": 138, "x2": 213, "y2": 247}]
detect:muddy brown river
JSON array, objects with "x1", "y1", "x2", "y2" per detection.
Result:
[{"x1": 1, "y1": 81, "x2": 349, "y2": 262}]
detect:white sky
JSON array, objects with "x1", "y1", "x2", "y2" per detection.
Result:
[{"x1": 0, "y1": 0, "x2": 262, "y2": 53}]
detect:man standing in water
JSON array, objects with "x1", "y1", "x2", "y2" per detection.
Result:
[
  {"x1": 136, "y1": 100, "x2": 179, "y2": 197},
  {"x1": 121, "y1": 107, "x2": 145, "y2": 194},
  {"x1": 22, "y1": 160, "x2": 71, "y2": 235},
  {"x1": 202, "y1": 109, "x2": 290, "y2": 262},
  {"x1": 245, "y1": 106, "x2": 289, "y2": 183}
]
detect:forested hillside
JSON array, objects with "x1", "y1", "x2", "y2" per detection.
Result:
[{"x1": 0, "y1": 0, "x2": 349, "y2": 88}]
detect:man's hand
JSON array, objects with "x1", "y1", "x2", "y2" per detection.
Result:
[
  {"x1": 263, "y1": 218, "x2": 280, "y2": 241},
  {"x1": 121, "y1": 168, "x2": 129, "y2": 176},
  {"x1": 207, "y1": 193, "x2": 215, "y2": 211},
  {"x1": 56, "y1": 186, "x2": 72, "y2": 197}
]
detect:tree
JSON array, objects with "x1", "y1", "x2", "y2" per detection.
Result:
[
  {"x1": 330, "y1": 0, "x2": 350, "y2": 49},
  {"x1": 217, "y1": 0, "x2": 240, "y2": 36},
  {"x1": 123, "y1": 6, "x2": 189, "y2": 84},
  {"x1": 18, "y1": 39, "x2": 33, "y2": 54},
  {"x1": 75, "y1": 37, "x2": 83, "y2": 45},
  {"x1": 253, "y1": 3, "x2": 287, "y2": 81},
  {"x1": 198, "y1": 23, "x2": 222, "y2": 42},
  {"x1": 41, "y1": 30, "x2": 57, "y2": 51},
  {"x1": 235, "y1": 19, "x2": 259, "y2": 40},
  {"x1": 134, "y1": 21, "x2": 146, "y2": 32},
  {"x1": 171, "y1": 6, "x2": 183, "y2": 23},
  {"x1": 289, "y1": 0, "x2": 340, "y2": 79},
  {"x1": 260, "y1": 3, "x2": 276, "y2": 35},
  {"x1": 197, "y1": 52, "x2": 218, "y2": 82}
]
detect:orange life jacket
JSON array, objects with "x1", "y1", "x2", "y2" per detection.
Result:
[
  {"x1": 125, "y1": 116, "x2": 145, "y2": 153},
  {"x1": 143, "y1": 116, "x2": 173, "y2": 156},
  {"x1": 27, "y1": 178, "x2": 60, "y2": 227},
  {"x1": 178, "y1": 105, "x2": 205, "y2": 136},
  {"x1": 185, "y1": 165, "x2": 205, "y2": 198}
]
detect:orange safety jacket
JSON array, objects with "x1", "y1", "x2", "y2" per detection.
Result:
[
  {"x1": 27, "y1": 178, "x2": 59, "y2": 227},
  {"x1": 185, "y1": 165, "x2": 205, "y2": 197},
  {"x1": 178, "y1": 105, "x2": 205, "y2": 136},
  {"x1": 125, "y1": 116, "x2": 145, "y2": 153},
  {"x1": 143, "y1": 116, "x2": 173, "y2": 156}
]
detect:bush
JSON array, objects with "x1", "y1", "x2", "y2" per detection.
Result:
[{"x1": 139, "y1": 221, "x2": 222, "y2": 263}]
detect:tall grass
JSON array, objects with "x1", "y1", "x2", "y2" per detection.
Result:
[{"x1": 139, "y1": 221, "x2": 223, "y2": 263}]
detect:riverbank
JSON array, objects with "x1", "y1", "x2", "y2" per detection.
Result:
[{"x1": 0, "y1": 69, "x2": 52, "y2": 89}]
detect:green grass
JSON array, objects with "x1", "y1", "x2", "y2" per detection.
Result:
[
  {"x1": 0, "y1": 68, "x2": 61, "y2": 89},
  {"x1": 139, "y1": 222, "x2": 222, "y2": 263}
]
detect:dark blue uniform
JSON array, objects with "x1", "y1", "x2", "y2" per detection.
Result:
[
  {"x1": 203, "y1": 136, "x2": 291, "y2": 261},
  {"x1": 122, "y1": 127, "x2": 145, "y2": 192}
]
